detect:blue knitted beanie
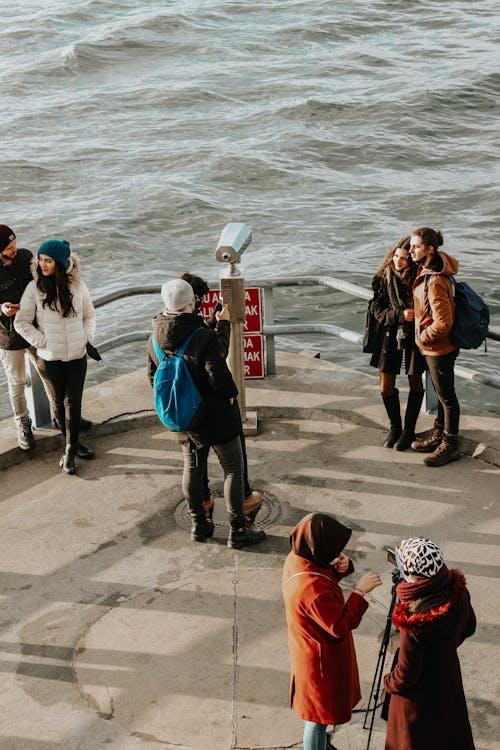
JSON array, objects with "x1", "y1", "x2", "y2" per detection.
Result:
[{"x1": 37, "y1": 239, "x2": 71, "y2": 268}]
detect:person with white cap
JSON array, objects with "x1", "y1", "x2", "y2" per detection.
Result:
[
  {"x1": 384, "y1": 537, "x2": 476, "y2": 750},
  {"x1": 179, "y1": 272, "x2": 264, "y2": 527},
  {"x1": 147, "y1": 278, "x2": 266, "y2": 549}
]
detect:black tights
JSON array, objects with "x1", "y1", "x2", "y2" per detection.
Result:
[
  {"x1": 379, "y1": 371, "x2": 423, "y2": 397},
  {"x1": 37, "y1": 356, "x2": 87, "y2": 446}
]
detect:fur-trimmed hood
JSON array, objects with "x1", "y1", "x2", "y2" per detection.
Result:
[
  {"x1": 392, "y1": 569, "x2": 468, "y2": 640},
  {"x1": 30, "y1": 252, "x2": 82, "y2": 286}
]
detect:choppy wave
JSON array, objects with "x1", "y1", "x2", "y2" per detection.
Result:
[{"x1": 0, "y1": 0, "x2": 499, "y2": 415}]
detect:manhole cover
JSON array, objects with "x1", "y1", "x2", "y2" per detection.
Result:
[{"x1": 174, "y1": 490, "x2": 284, "y2": 532}]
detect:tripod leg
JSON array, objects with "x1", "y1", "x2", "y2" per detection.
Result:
[{"x1": 364, "y1": 584, "x2": 398, "y2": 750}]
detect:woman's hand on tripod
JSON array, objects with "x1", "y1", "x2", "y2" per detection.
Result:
[{"x1": 354, "y1": 572, "x2": 382, "y2": 596}]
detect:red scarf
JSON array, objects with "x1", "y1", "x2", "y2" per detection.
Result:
[{"x1": 396, "y1": 564, "x2": 452, "y2": 613}]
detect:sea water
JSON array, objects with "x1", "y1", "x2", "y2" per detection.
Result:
[{"x1": 1, "y1": 0, "x2": 499, "y2": 415}]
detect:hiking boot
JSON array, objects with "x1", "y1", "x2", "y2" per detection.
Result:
[
  {"x1": 203, "y1": 497, "x2": 214, "y2": 520},
  {"x1": 202, "y1": 498, "x2": 215, "y2": 537},
  {"x1": 16, "y1": 415, "x2": 35, "y2": 450},
  {"x1": 424, "y1": 432, "x2": 461, "y2": 467},
  {"x1": 411, "y1": 424, "x2": 443, "y2": 453},
  {"x1": 227, "y1": 523, "x2": 266, "y2": 549},
  {"x1": 76, "y1": 442, "x2": 95, "y2": 459},
  {"x1": 59, "y1": 445, "x2": 77, "y2": 475},
  {"x1": 243, "y1": 490, "x2": 263, "y2": 522},
  {"x1": 382, "y1": 391, "x2": 402, "y2": 448}
]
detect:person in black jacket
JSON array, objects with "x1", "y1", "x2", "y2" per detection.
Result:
[
  {"x1": 0, "y1": 225, "x2": 36, "y2": 449},
  {"x1": 369, "y1": 236, "x2": 426, "y2": 451},
  {"x1": 147, "y1": 278, "x2": 266, "y2": 549},
  {"x1": 179, "y1": 272, "x2": 263, "y2": 527}
]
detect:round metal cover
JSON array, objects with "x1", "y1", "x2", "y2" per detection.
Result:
[{"x1": 174, "y1": 489, "x2": 284, "y2": 531}]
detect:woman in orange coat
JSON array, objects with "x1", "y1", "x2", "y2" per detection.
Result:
[{"x1": 282, "y1": 513, "x2": 382, "y2": 750}]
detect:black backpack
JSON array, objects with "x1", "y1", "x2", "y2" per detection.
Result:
[
  {"x1": 450, "y1": 278, "x2": 490, "y2": 349},
  {"x1": 425, "y1": 276, "x2": 489, "y2": 350}
]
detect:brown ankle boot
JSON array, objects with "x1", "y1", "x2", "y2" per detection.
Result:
[
  {"x1": 202, "y1": 498, "x2": 215, "y2": 537},
  {"x1": 411, "y1": 423, "x2": 443, "y2": 452},
  {"x1": 424, "y1": 432, "x2": 461, "y2": 467}
]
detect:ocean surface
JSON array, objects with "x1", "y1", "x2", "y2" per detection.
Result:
[{"x1": 1, "y1": 0, "x2": 499, "y2": 416}]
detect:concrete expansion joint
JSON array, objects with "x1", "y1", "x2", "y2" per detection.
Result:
[{"x1": 231, "y1": 564, "x2": 240, "y2": 750}]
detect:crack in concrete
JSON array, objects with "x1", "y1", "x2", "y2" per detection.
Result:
[{"x1": 231, "y1": 558, "x2": 239, "y2": 750}]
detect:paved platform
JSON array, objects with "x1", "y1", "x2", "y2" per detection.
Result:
[{"x1": 0, "y1": 352, "x2": 498, "y2": 750}]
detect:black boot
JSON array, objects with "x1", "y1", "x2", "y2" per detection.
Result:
[
  {"x1": 381, "y1": 390, "x2": 402, "y2": 448},
  {"x1": 394, "y1": 390, "x2": 425, "y2": 451},
  {"x1": 190, "y1": 513, "x2": 213, "y2": 543},
  {"x1": 202, "y1": 497, "x2": 215, "y2": 538},
  {"x1": 76, "y1": 442, "x2": 95, "y2": 459},
  {"x1": 227, "y1": 521, "x2": 266, "y2": 549},
  {"x1": 59, "y1": 445, "x2": 77, "y2": 475}
]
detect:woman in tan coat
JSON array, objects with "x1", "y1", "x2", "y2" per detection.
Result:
[
  {"x1": 282, "y1": 513, "x2": 381, "y2": 750},
  {"x1": 408, "y1": 227, "x2": 461, "y2": 467}
]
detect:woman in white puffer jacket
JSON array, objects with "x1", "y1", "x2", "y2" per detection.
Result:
[{"x1": 15, "y1": 239, "x2": 96, "y2": 475}]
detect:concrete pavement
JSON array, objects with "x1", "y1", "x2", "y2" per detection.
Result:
[{"x1": 0, "y1": 352, "x2": 498, "y2": 750}]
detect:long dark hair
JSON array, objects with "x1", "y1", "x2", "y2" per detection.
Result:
[
  {"x1": 36, "y1": 261, "x2": 75, "y2": 318},
  {"x1": 376, "y1": 236, "x2": 417, "y2": 287}
]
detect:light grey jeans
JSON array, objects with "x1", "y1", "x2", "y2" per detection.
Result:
[{"x1": 0, "y1": 347, "x2": 36, "y2": 420}]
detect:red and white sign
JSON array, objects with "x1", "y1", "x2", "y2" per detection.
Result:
[
  {"x1": 199, "y1": 287, "x2": 265, "y2": 379},
  {"x1": 244, "y1": 334, "x2": 265, "y2": 379},
  {"x1": 243, "y1": 287, "x2": 262, "y2": 333},
  {"x1": 199, "y1": 290, "x2": 222, "y2": 322}
]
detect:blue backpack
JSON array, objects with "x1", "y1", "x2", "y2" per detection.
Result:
[
  {"x1": 152, "y1": 328, "x2": 205, "y2": 431},
  {"x1": 450, "y1": 278, "x2": 490, "y2": 349}
]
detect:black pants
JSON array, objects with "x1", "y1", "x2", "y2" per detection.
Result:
[
  {"x1": 182, "y1": 436, "x2": 245, "y2": 528},
  {"x1": 425, "y1": 350, "x2": 460, "y2": 435},
  {"x1": 37, "y1": 356, "x2": 87, "y2": 446}
]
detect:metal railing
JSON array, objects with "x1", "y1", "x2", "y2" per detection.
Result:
[
  {"x1": 91, "y1": 276, "x2": 500, "y2": 392},
  {"x1": 2, "y1": 275, "x2": 499, "y2": 423}
]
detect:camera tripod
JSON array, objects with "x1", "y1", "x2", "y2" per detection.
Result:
[{"x1": 363, "y1": 569, "x2": 401, "y2": 750}]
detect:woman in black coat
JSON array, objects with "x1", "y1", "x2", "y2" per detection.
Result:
[
  {"x1": 147, "y1": 278, "x2": 265, "y2": 550},
  {"x1": 369, "y1": 236, "x2": 425, "y2": 450},
  {"x1": 384, "y1": 537, "x2": 476, "y2": 750}
]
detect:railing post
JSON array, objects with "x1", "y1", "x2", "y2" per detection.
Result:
[
  {"x1": 25, "y1": 354, "x2": 51, "y2": 428},
  {"x1": 423, "y1": 371, "x2": 439, "y2": 414},
  {"x1": 262, "y1": 286, "x2": 275, "y2": 375}
]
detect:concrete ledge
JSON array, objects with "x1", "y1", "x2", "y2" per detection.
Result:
[{"x1": 1, "y1": 352, "x2": 499, "y2": 470}]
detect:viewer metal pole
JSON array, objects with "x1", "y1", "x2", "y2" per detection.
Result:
[{"x1": 215, "y1": 223, "x2": 252, "y2": 423}]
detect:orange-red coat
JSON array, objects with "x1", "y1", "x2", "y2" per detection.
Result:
[{"x1": 282, "y1": 551, "x2": 368, "y2": 725}]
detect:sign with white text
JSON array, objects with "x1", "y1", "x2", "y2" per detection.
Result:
[
  {"x1": 200, "y1": 287, "x2": 265, "y2": 379},
  {"x1": 244, "y1": 334, "x2": 265, "y2": 379}
]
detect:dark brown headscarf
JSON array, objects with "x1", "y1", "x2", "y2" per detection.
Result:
[{"x1": 289, "y1": 513, "x2": 352, "y2": 569}]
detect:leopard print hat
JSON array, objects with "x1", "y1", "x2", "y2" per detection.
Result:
[{"x1": 397, "y1": 537, "x2": 444, "y2": 578}]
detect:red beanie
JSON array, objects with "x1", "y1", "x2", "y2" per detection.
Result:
[{"x1": 0, "y1": 225, "x2": 16, "y2": 253}]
